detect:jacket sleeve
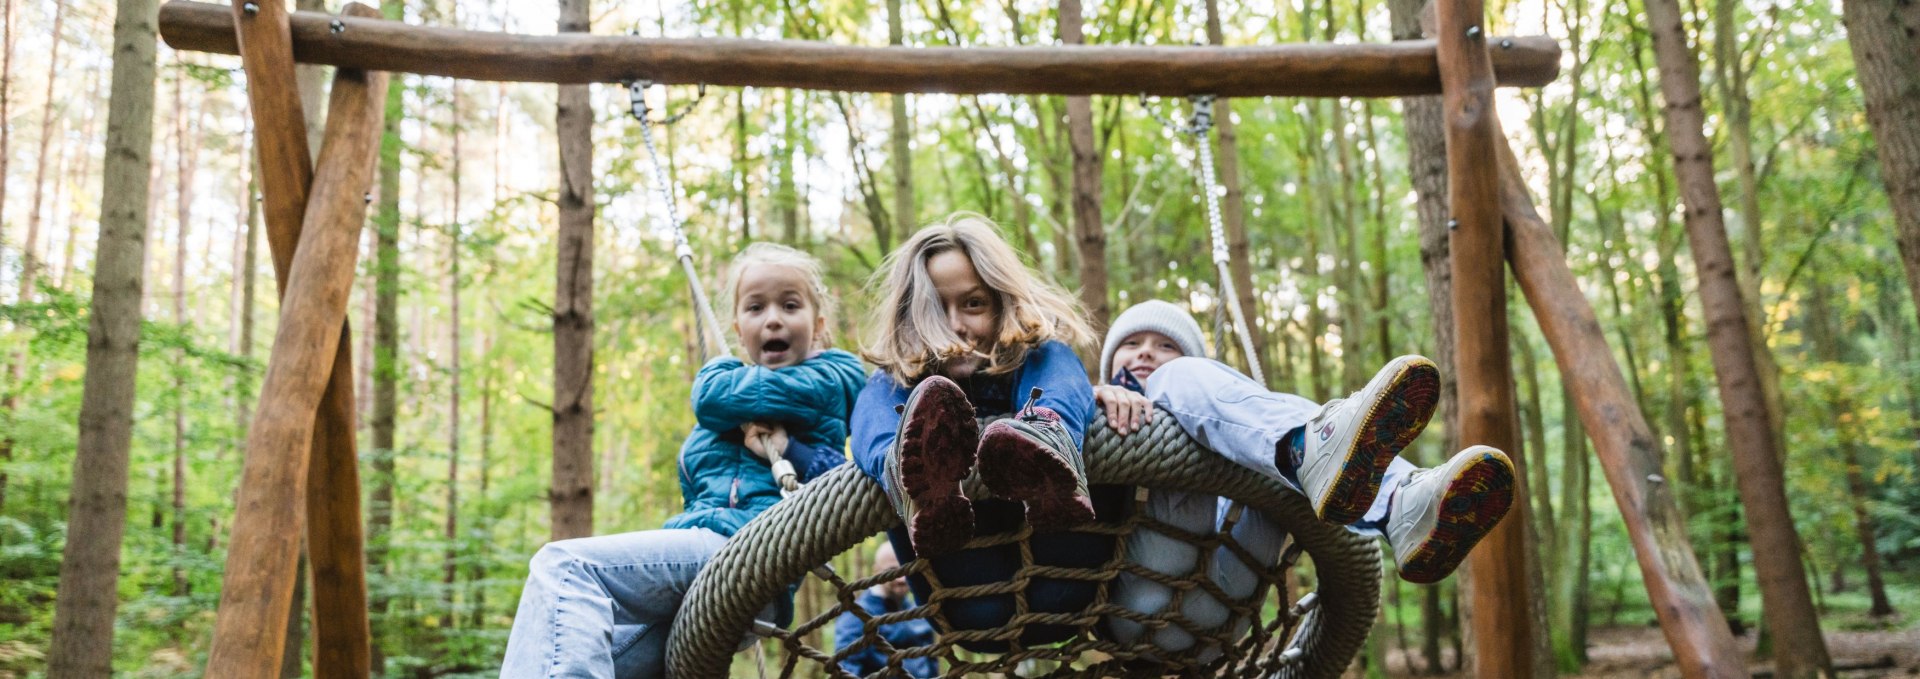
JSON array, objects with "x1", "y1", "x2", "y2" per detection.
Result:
[
  {"x1": 691, "y1": 350, "x2": 864, "y2": 433},
  {"x1": 849, "y1": 370, "x2": 912, "y2": 483},
  {"x1": 783, "y1": 438, "x2": 845, "y2": 483},
  {"x1": 1014, "y1": 340, "x2": 1096, "y2": 450}
]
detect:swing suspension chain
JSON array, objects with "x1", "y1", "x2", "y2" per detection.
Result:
[
  {"x1": 1144, "y1": 93, "x2": 1265, "y2": 385},
  {"x1": 628, "y1": 80, "x2": 800, "y2": 496}
]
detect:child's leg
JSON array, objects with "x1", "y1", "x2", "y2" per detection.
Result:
[
  {"x1": 1347, "y1": 456, "x2": 1418, "y2": 537},
  {"x1": 500, "y1": 528, "x2": 727, "y2": 679},
  {"x1": 1107, "y1": 489, "x2": 1217, "y2": 651},
  {"x1": 1142, "y1": 357, "x2": 1319, "y2": 488}
]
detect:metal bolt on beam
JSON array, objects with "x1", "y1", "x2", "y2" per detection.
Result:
[
  {"x1": 331, "y1": 19, "x2": 345, "y2": 33},
  {"x1": 241, "y1": 2, "x2": 258, "y2": 14}
]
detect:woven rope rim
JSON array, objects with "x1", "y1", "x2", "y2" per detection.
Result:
[{"x1": 666, "y1": 408, "x2": 1382, "y2": 678}]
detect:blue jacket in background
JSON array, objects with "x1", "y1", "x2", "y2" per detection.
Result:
[
  {"x1": 832, "y1": 589, "x2": 940, "y2": 678},
  {"x1": 663, "y1": 349, "x2": 866, "y2": 538}
]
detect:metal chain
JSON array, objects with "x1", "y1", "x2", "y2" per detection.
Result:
[
  {"x1": 629, "y1": 80, "x2": 729, "y2": 360},
  {"x1": 1145, "y1": 93, "x2": 1265, "y2": 384}
]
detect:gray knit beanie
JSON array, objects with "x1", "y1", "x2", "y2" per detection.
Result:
[{"x1": 1099, "y1": 300, "x2": 1209, "y2": 381}]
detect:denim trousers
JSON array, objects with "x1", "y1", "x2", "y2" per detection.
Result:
[
  {"x1": 500, "y1": 528, "x2": 730, "y2": 678},
  {"x1": 1105, "y1": 357, "x2": 1412, "y2": 655}
]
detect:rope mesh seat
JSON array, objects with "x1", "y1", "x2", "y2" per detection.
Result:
[{"x1": 667, "y1": 408, "x2": 1382, "y2": 678}]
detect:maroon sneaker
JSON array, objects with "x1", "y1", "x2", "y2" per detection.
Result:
[
  {"x1": 977, "y1": 388, "x2": 1096, "y2": 533},
  {"x1": 884, "y1": 376, "x2": 981, "y2": 557}
]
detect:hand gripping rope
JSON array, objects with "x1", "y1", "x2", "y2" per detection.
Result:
[
  {"x1": 628, "y1": 80, "x2": 800, "y2": 497},
  {"x1": 1143, "y1": 93, "x2": 1267, "y2": 385}
]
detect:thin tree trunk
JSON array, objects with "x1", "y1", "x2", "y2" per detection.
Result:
[
  {"x1": 444, "y1": 79, "x2": 463, "y2": 627},
  {"x1": 1061, "y1": 0, "x2": 1107, "y2": 338},
  {"x1": 1640, "y1": 0, "x2": 1832, "y2": 673},
  {"x1": 171, "y1": 68, "x2": 195, "y2": 601},
  {"x1": 888, "y1": 0, "x2": 910, "y2": 244},
  {"x1": 0, "y1": 0, "x2": 14, "y2": 277},
  {"x1": 1805, "y1": 280, "x2": 1897, "y2": 618},
  {"x1": 368, "y1": 3, "x2": 404, "y2": 665},
  {"x1": 45, "y1": 0, "x2": 159, "y2": 670},
  {"x1": 58, "y1": 71, "x2": 102, "y2": 290},
  {"x1": 473, "y1": 327, "x2": 493, "y2": 628},
  {"x1": 17, "y1": 0, "x2": 66, "y2": 303},
  {"x1": 552, "y1": 0, "x2": 595, "y2": 540},
  {"x1": 1842, "y1": 0, "x2": 1920, "y2": 335}
]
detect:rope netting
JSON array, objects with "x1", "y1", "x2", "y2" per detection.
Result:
[{"x1": 668, "y1": 409, "x2": 1382, "y2": 679}]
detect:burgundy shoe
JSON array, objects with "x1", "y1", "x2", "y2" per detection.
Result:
[
  {"x1": 977, "y1": 388, "x2": 1096, "y2": 533},
  {"x1": 885, "y1": 376, "x2": 981, "y2": 556}
]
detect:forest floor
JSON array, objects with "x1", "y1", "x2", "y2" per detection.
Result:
[{"x1": 1383, "y1": 623, "x2": 1920, "y2": 678}]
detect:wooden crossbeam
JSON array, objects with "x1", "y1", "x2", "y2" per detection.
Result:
[{"x1": 158, "y1": 0, "x2": 1559, "y2": 96}]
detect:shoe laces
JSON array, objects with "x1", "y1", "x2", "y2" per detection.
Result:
[
  {"x1": 1314, "y1": 396, "x2": 1347, "y2": 421},
  {"x1": 1018, "y1": 386, "x2": 1045, "y2": 419}
]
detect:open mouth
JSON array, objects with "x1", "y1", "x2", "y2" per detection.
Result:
[{"x1": 762, "y1": 339, "x2": 791, "y2": 354}]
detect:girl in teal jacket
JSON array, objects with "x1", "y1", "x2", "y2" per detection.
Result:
[{"x1": 502, "y1": 243, "x2": 864, "y2": 679}]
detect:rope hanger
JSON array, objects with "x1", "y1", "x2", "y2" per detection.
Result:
[
  {"x1": 1143, "y1": 93, "x2": 1267, "y2": 386},
  {"x1": 627, "y1": 80, "x2": 801, "y2": 499}
]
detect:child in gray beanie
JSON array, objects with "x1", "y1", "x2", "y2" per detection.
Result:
[{"x1": 1093, "y1": 300, "x2": 1516, "y2": 656}]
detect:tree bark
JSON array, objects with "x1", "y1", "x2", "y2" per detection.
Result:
[
  {"x1": 0, "y1": 0, "x2": 14, "y2": 282},
  {"x1": 1061, "y1": 0, "x2": 1107, "y2": 339},
  {"x1": 1842, "y1": 0, "x2": 1920, "y2": 336},
  {"x1": 888, "y1": 0, "x2": 911, "y2": 245},
  {"x1": 44, "y1": 0, "x2": 159, "y2": 672},
  {"x1": 367, "y1": 4, "x2": 403, "y2": 667},
  {"x1": 295, "y1": 0, "x2": 328, "y2": 158},
  {"x1": 16, "y1": 0, "x2": 66, "y2": 303},
  {"x1": 170, "y1": 59, "x2": 201, "y2": 602},
  {"x1": 551, "y1": 0, "x2": 595, "y2": 540},
  {"x1": 444, "y1": 78, "x2": 463, "y2": 626},
  {"x1": 1640, "y1": 0, "x2": 1832, "y2": 673}
]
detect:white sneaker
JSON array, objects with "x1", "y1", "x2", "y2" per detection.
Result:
[
  {"x1": 1297, "y1": 355, "x2": 1441, "y2": 524},
  {"x1": 1384, "y1": 445, "x2": 1516, "y2": 584}
]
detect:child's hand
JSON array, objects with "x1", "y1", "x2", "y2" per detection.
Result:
[
  {"x1": 1093, "y1": 385, "x2": 1153, "y2": 435},
  {"x1": 741, "y1": 422, "x2": 790, "y2": 461}
]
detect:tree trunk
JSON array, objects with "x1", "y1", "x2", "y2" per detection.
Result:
[
  {"x1": 1842, "y1": 0, "x2": 1920, "y2": 335},
  {"x1": 170, "y1": 60, "x2": 200, "y2": 602},
  {"x1": 17, "y1": 0, "x2": 66, "y2": 303},
  {"x1": 45, "y1": 0, "x2": 159, "y2": 671},
  {"x1": 368, "y1": 3, "x2": 404, "y2": 665},
  {"x1": 1805, "y1": 280, "x2": 1896, "y2": 618},
  {"x1": 1640, "y1": 0, "x2": 1832, "y2": 673},
  {"x1": 888, "y1": 0, "x2": 910, "y2": 245},
  {"x1": 444, "y1": 79, "x2": 463, "y2": 627},
  {"x1": 1061, "y1": 0, "x2": 1107, "y2": 338},
  {"x1": 552, "y1": 0, "x2": 595, "y2": 540},
  {"x1": 0, "y1": 0, "x2": 15, "y2": 280}
]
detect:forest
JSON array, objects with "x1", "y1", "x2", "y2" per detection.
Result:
[{"x1": 0, "y1": 0, "x2": 1917, "y2": 675}]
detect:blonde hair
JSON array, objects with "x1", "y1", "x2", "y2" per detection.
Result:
[
  {"x1": 723, "y1": 242, "x2": 837, "y2": 348},
  {"x1": 863, "y1": 213, "x2": 1094, "y2": 385}
]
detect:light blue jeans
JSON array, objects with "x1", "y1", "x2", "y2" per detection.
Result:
[
  {"x1": 500, "y1": 528, "x2": 732, "y2": 679},
  {"x1": 1107, "y1": 358, "x2": 1412, "y2": 655}
]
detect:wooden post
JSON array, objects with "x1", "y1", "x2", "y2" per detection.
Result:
[
  {"x1": 1434, "y1": 0, "x2": 1532, "y2": 675},
  {"x1": 1498, "y1": 136, "x2": 1746, "y2": 679},
  {"x1": 205, "y1": 7, "x2": 389, "y2": 676}
]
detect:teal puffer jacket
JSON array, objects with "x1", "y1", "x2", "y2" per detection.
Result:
[{"x1": 663, "y1": 349, "x2": 865, "y2": 537}]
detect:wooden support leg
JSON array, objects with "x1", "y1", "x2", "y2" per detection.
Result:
[
  {"x1": 1498, "y1": 136, "x2": 1746, "y2": 679},
  {"x1": 1434, "y1": 0, "x2": 1533, "y2": 676},
  {"x1": 205, "y1": 24, "x2": 389, "y2": 679}
]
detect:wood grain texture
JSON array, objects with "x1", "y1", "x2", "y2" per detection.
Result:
[
  {"x1": 1499, "y1": 135, "x2": 1746, "y2": 679},
  {"x1": 159, "y1": 0, "x2": 1559, "y2": 95},
  {"x1": 1434, "y1": 0, "x2": 1533, "y2": 675},
  {"x1": 205, "y1": 20, "x2": 388, "y2": 677}
]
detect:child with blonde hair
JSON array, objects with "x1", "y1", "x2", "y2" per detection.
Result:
[
  {"x1": 501, "y1": 243, "x2": 865, "y2": 678},
  {"x1": 850, "y1": 213, "x2": 1112, "y2": 648}
]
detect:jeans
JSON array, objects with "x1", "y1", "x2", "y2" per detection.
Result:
[
  {"x1": 500, "y1": 528, "x2": 731, "y2": 679},
  {"x1": 1106, "y1": 358, "x2": 1412, "y2": 655}
]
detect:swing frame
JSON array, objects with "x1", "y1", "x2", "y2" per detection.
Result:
[{"x1": 153, "y1": 0, "x2": 1747, "y2": 676}]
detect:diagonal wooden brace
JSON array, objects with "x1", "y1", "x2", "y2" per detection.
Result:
[{"x1": 205, "y1": 3, "x2": 388, "y2": 676}]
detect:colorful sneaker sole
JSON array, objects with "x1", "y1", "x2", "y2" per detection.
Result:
[
  {"x1": 977, "y1": 422, "x2": 1095, "y2": 533},
  {"x1": 1398, "y1": 448, "x2": 1515, "y2": 584},
  {"x1": 1319, "y1": 357, "x2": 1441, "y2": 525},
  {"x1": 897, "y1": 377, "x2": 980, "y2": 556}
]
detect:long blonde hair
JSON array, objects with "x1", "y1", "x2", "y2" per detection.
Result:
[
  {"x1": 863, "y1": 213, "x2": 1094, "y2": 385},
  {"x1": 723, "y1": 242, "x2": 837, "y2": 348}
]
